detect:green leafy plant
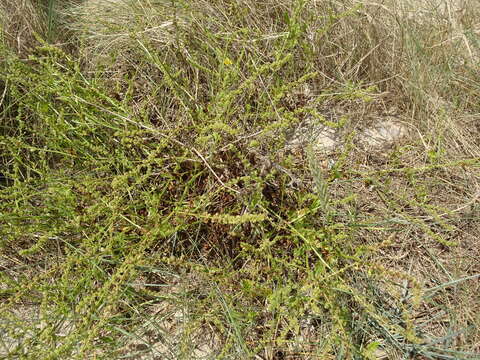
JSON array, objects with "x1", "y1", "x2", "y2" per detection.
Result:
[{"x1": 1, "y1": 0, "x2": 479, "y2": 359}]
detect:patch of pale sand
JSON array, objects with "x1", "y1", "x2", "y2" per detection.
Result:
[
  {"x1": 0, "y1": 306, "x2": 38, "y2": 356},
  {"x1": 288, "y1": 117, "x2": 408, "y2": 155},
  {"x1": 1, "y1": 301, "x2": 217, "y2": 359},
  {"x1": 358, "y1": 119, "x2": 408, "y2": 149},
  {"x1": 288, "y1": 123, "x2": 339, "y2": 153},
  {"x1": 0, "y1": 305, "x2": 76, "y2": 343},
  {"x1": 118, "y1": 273, "x2": 222, "y2": 360},
  {"x1": 0, "y1": 305, "x2": 76, "y2": 356},
  {"x1": 121, "y1": 304, "x2": 220, "y2": 359}
]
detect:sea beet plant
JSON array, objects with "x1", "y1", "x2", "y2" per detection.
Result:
[{"x1": 1, "y1": 0, "x2": 479, "y2": 359}]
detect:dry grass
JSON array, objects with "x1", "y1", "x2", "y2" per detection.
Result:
[
  {"x1": 0, "y1": 0, "x2": 48, "y2": 54},
  {"x1": 1, "y1": 0, "x2": 479, "y2": 359}
]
